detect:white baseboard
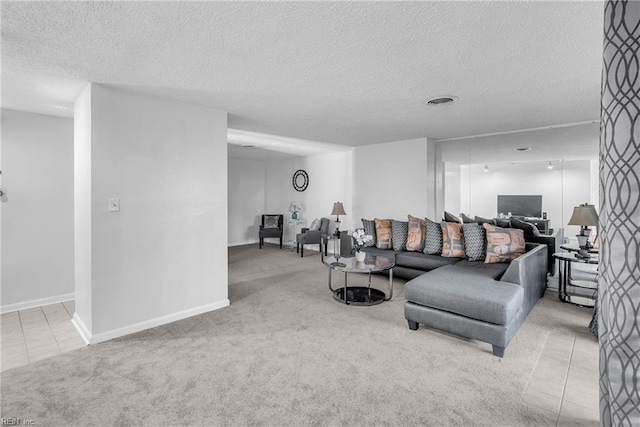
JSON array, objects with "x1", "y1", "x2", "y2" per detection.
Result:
[
  {"x1": 71, "y1": 313, "x2": 92, "y2": 345},
  {"x1": 74, "y1": 299, "x2": 230, "y2": 345},
  {"x1": 1, "y1": 293, "x2": 75, "y2": 314},
  {"x1": 228, "y1": 239, "x2": 258, "y2": 247}
]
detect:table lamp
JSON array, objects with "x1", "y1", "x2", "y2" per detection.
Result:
[
  {"x1": 331, "y1": 202, "x2": 346, "y2": 237},
  {"x1": 567, "y1": 203, "x2": 599, "y2": 258}
]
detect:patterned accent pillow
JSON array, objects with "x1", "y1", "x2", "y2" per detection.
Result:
[
  {"x1": 374, "y1": 219, "x2": 393, "y2": 249},
  {"x1": 392, "y1": 220, "x2": 408, "y2": 251},
  {"x1": 441, "y1": 221, "x2": 466, "y2": 258},
  {"x1": 443, "y1": 211, "x2": 461, "y2": 223},
  {"x1": 264, "y1": 215, "x2": 279, "y2": 229},
  {"x1": 361, "y1": 219, "x2": 376, "y2": 247},
  {"x1": 483, "y1": 223, "x2": 525, "y2": 263},
  {"x1": 423, "y1": 218, "x2": 443, "y2": 254},
  {"x1": 463, "y1": 222, "x2": 486, "y2": 262},
  {"x1": 406, "y1": 215, "x2": 426, "y2": 252}
]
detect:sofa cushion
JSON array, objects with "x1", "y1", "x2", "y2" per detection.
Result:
[
  {"x1": 396, "y1": 252, "x2": 461, "y2": 271},
  {"x1": 453, "y1": 260, "x2": 510, "y2": 279},
  {"x1": 474, "y1": 216, "x2": 496, "y2": 225},
  {"x1": 443, "y1": 211, "x2": 461, "y2": 223},
  {"x1": 375, "y1": 218, "x2": 393, "y2": 249},
  {"x1": 510, "y1": 218, "x2": 541, "y2": 236},
  {"x1": 463, "y1": 222, "x2": 486, "y2": 261},
  {"x1": 441, "y1": 221, "x2": 466, "y2": 258},
  {"x1": 404, "y1": 265, "x2": 524, "y2": 325},
  {"x1": 484, "y1": 224, "x2": 526, "y2": 263},
  {"x1": 392, "y1": 220, "x2": 408, "y2": 251},
  {"x1": 495, "y1": 218, "x2": 511, "y2": 228},
  {"x1": 361, "y1": 219, "x2": 377, "y2": 247},
  {"x1": 461, "y1": 213, "x2": 476, "y2": 223},
  {"x1": 406, "y1": 215, "x2": 426, "y2": 252},
  {"x1": 424, "y1": 218, "x2": 443, "y2": 254}
]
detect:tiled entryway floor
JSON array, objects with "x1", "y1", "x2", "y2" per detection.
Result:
[
  {"x1": 1, "y1": 301, "x2": 86, "y2": 372},
  {"x1": 524, "y1": 330, "x2": 599, "y2": 426}
]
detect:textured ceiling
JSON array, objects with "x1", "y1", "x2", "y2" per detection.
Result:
[{"x1": 1, "y1": 1, "x2": 604, "y2": 146}]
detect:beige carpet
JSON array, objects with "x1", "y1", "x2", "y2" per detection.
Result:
[{"x1": 1, "y1": 244, "x2": 594, "y2": 426}]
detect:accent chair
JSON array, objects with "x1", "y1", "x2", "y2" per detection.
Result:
[
  {"x1": 259, "y1": 214, "x2": 284, "y2": 249},
  {"x1": 296, "y1": 217, "x2": 330, "y2": 257}
]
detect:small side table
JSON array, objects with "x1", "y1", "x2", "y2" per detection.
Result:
[
  {"x1": 553, "y1": 252, "x2": 598, "y2": 308},
  {"x1": 286, "y1": 219, "x2": 305, "y2": 251}
]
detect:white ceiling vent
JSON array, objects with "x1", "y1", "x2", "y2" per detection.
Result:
[{"x1": 424, "y1": 96, "x2": 458, "y2": 106}]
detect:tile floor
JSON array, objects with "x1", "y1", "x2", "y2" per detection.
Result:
[
  {"x1": 1, "y1": 301, "x2": 86, "y2": 372},
  {"x1": 523, "y1": 330, "x2": 599, "y2": 426}
]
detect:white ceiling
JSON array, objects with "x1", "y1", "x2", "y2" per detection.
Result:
[{"x1": 1, "y1": 1, "x2": 604, "y2": 147}]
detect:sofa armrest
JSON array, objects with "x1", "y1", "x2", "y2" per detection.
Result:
[
  {"x1": 525, "y1": 234, "x2": 557, "y2": 275},
  {"x1": 501, "y1": 243, "x2": 548, "y2": 315}
]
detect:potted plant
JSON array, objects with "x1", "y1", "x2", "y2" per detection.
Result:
[
  {"x1": 289, "y1": 201, "x2": 301, "y2": 219},
  {"x1": 348, "y1": 228, "x2": 373, "y2": 262}
]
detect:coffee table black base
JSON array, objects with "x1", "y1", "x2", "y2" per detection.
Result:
[{"x1": 333, "y1": 287, "x2": 385, "y2": 306}]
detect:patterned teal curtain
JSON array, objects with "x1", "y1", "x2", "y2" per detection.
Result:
[{"x1": 599, "y1": 1, "x2": 640, "y2": 425}]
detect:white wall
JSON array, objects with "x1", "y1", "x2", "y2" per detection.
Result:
[
  {"x1": 353, "y1": 138, "x2": 431, "y2": 222},
  {"x1": 265, "y1": 151, "x2": 353, "y2": 245},
  {"x1": 1, "y1": 109, "x2": 75, "y2": 312},
  {"x1": 74, "y1": 84, "x2": 229, "y2": 343},
  {"x1": 228, "y1": 157, "x2": 266, "y2": 246}
]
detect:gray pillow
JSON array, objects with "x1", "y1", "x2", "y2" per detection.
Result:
[
  {"x1": 392, "y1": 220, "x2": 408, "y2": 251},
  {"x1": 264, "y1": 215, "x2": 279, "y2": 229},
  {"x1": 510, "y1": 218, "x2": 541, "y2": 236},
  {"x1": 463, "y1": 222, "x2": 486, "y2": 262},
  {"x1": 495, "y1": 218, "x2": 511, "y2": 228},
  {"x1": 309, "y1": 218, "x2": 321, "y2": 231},
  {"x1": 461, "y1": 213, "x2": 476, "y2": 223},
  {"x1": 423, "y1": 218, "x2": 443, "y2": 255},
  {"x1": 443, "y1": 211, "x2": 461, "y2": 223},
  {"x1": 474, "y1": 216, "x2": 496, "y2": 225}
]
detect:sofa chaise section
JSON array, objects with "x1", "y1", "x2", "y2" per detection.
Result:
[{"x1": 404, "y1": 243, "x2": 548, "y2": 357}]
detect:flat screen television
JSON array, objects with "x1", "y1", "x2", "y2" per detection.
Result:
[{"x1": 497, "y1": 195, "x2": 542, "y2": 218}]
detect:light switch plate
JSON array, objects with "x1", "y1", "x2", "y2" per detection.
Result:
[{"x1": 108, "y1": 198, "x2": 120, "y2": 212}]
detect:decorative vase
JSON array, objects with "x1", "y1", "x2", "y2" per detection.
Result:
[
  {"x1": 355, "y1": 251, "x2": 366, "y2": 262},
  {"x1": 292, "y1": 212, "x2": 298, "y2": 220}
]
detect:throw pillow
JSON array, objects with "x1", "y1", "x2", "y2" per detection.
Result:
[
  {"x1": 392, "y1": 220, "x2": 408, "y2": 251},
  {"x1": 483, "y1": 223, "x2": 525, "y2": 263},
  {"x1": 308, "y1": 218, "x2": 321, "y2": 231},
  {"x1": 441, "y1": 221, "x2": 466, "y2": 258},
  {"x1": 510, "y1": 218, "x2": 541, "y2": 237},
  {"x1": 463, "y1": 222, "x2": 486, "y2": 262},
  {"x1": 361, "y1": 219, "x2": 377, "y2": 247},
  {"x1": 264, "y1": 215, "x2": 279, "y2": 229},
  {"x1": 374, "y1": 218, "x2": 393, "y2": 249},
  {"x1": 423, "y1": 218, "x2": 443, "y2": 254},
  {"x1": 474, "y1": 215, "x2": 496, "y2": 225},
  {"x1": 406, "y1": 215, "x2": 426, "y2": 252},
  {"x1": 443, "y1": 211, "x2": 462, "y2": 223},
  {"x1": 495, "y1": 218, "x2": 511, "y2": 228},
  {"x1": 461, "y1": 213, "x2": 476, "y2": 223}
]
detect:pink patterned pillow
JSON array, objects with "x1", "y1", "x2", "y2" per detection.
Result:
[
  {"x1": 483, "y1": 224, "x2": 525, "y2": 263},
  {"x1": 441, "y1": 222, "x2": 465, "y2": 258}
]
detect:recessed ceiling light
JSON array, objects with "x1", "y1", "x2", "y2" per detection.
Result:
[
  {"x1": 513, "y1": 147, "x2": 532, "y2": 152},
  {"x1": 547, "y1": 161, "x2": 554, "y2": 170},
  {"x1": 483, "y1": 165, "x2": 490, "y2": 173},
  {"x1": 424, "y1": 96, "x2": 458, "y2": 106}
]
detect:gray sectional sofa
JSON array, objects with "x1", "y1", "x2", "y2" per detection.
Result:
[{"x1": 362, "y1": 241, "x2": 548, "y2": 357}]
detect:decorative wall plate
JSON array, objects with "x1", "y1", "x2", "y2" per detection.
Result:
[{"x1": 293, "y1": 170, "x2": 309, "y2": 192}]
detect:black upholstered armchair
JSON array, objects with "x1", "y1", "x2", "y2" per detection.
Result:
[
  {"x1": 296, "y1": 217, "x2": 331, "y2": 257},
  {"x1": 259, "y1": 214, "x2": 284, "y2": 249}
]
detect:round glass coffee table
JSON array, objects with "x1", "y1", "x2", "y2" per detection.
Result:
[{"x1": 323, "y1": 253, "x2": 395, "y2": 306}]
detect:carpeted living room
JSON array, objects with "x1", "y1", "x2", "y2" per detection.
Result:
[{"x1": 1, "y1": 1, "x2": 639, "y2": 426}]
